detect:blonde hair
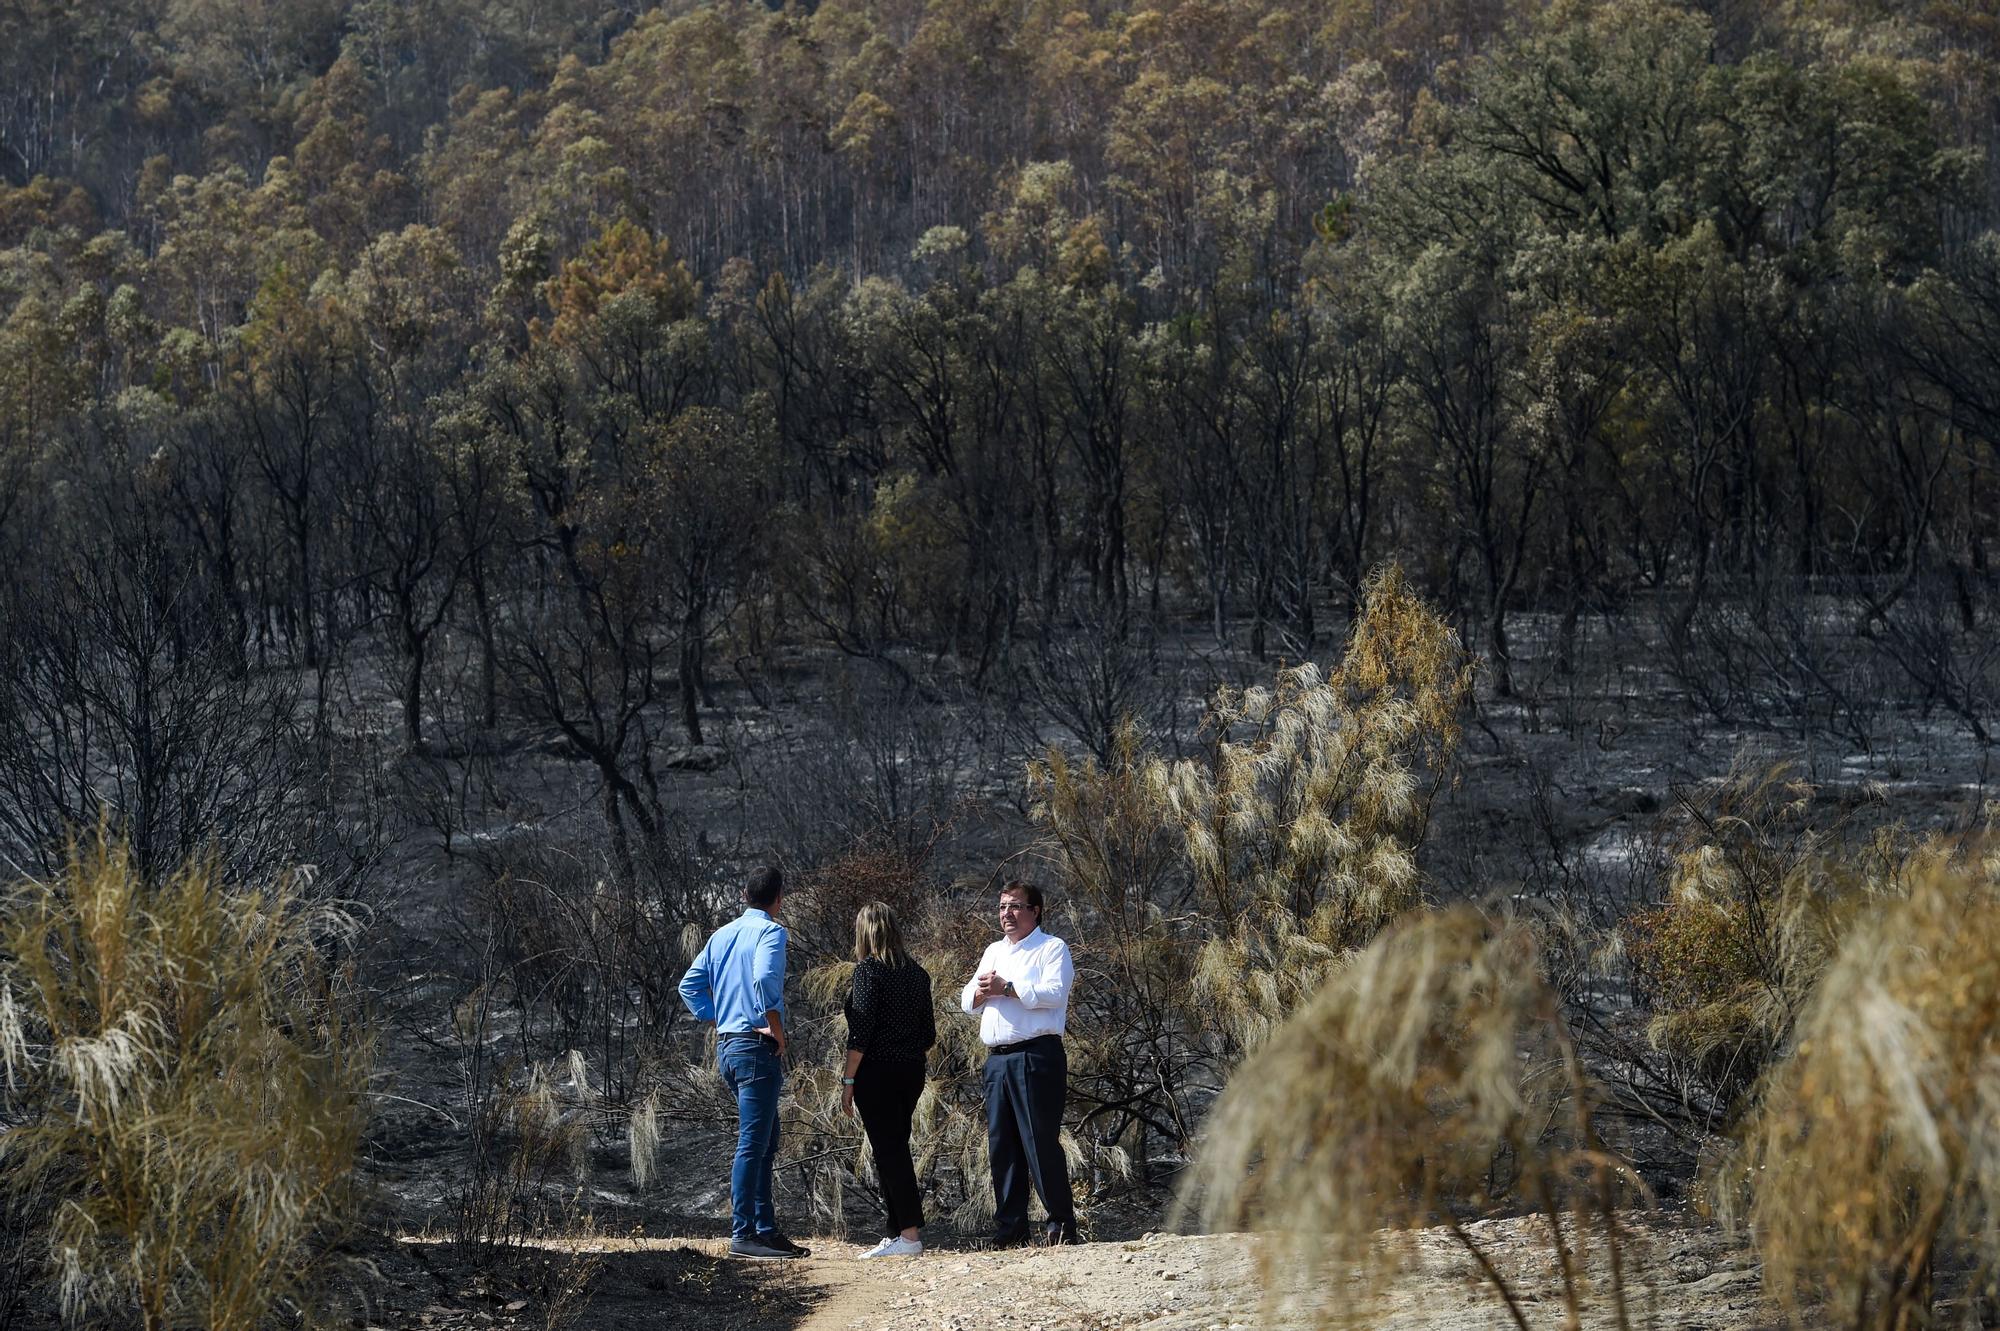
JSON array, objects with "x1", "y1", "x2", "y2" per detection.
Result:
[{"x1": 853, "y1": 901, "x2": 912, "y2": 967}]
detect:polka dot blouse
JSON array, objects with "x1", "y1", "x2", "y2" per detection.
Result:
[{"x1": 846, "y1": 957, "x2": 936, "y2": 1063}]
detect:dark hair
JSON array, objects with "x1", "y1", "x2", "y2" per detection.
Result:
[
  {"x1": 745, "y1": 865, "x2": 784, "y2": 910},
  {"x1": 1000, "y1": 880, "x2": 1043, "y2": 915}
]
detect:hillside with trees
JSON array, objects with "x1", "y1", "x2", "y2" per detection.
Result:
[{"x1": 1, "y1": 0, "x2": 1999, "y2": 1327}]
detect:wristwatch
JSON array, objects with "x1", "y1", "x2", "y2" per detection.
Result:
[
  {"x1": 1004, "y1": 980, "x2": 1016, "y2": 997},
  {"x1": 841, "y1": 1076, "x2": 856, "y2": 1086}
]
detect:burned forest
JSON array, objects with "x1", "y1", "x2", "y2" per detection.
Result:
[{"x1": 1, "y1": 0, "x2": 1999, "y2": 1327}]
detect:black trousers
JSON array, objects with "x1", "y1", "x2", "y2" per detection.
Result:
[
  {"x1": 982, "y1": 1035, "x2": 1074, "y2": 1240},
  {"x1": 854, "y1": 1056, "x2": 926, "y2": 1235}
]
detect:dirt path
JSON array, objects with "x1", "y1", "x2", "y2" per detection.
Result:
[
  {"x1": 767, "y1": 1218, "x2": 1771, "y2": 1331},
  {"x1": 785, "y1": 1232, "x2": 1265, "y2": 1330},
  {"x1": 385, "y1": 1216, "x2": 1776, "y2": 1330}
]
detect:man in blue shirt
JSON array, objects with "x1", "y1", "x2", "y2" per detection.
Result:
[{"x1": 678, "y1": 865, "x2": 810, "y2": 1260}]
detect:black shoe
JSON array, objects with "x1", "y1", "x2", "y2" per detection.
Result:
[
  {"x1": 1044, "y1": 1222, "x2": 1081, "y2": 1246},
  {"x1": 756, "y1": 1230, "x2": 811, "y2": 1258},
  {"x1": 990, "y1": 1229, "x2": 1031, "y2": 1250},
  {"x1": 728, "y1": 1235, "x2": 798, "y2": 1260}
]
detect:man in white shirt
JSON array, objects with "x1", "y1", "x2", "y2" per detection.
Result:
[{"x1": 960, "y1": 880, "x2": 1079, "y2": 1246}]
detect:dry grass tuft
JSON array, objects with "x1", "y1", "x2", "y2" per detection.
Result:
[
  {"x1": 1725, "y1": 841, "x2": 2000, "y2": 1331},
  {"x1": 0, "y1": 830, "x2": 370, "y2": 1331},
  {"x1": 453, "y1": 1045, "x2": 603, "y2": 1257},
  {"x1": 1185, "y1": 906, "x2": 1642, "y2": 1331},
  {"x1": 1606, "y1": 766, "x2": 1967, "y2": 1157},
  {"x1": 1618, "y1": 766, "x2": 1864, "y2": 1123},
  {"x1": 1171, "y1": 564, "x2": 1470, "y2": 1028}
]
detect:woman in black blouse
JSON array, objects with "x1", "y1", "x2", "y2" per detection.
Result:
[{"x1": 842, "y1": 901, "x2": 936, "y2": 1258}]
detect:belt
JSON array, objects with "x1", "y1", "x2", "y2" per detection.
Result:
[
  {"x1": 988, "y1": 1034, "x2": 1061, "y2": 1056},
  {"x1": 719, "y1": 1031, "x2": 779, "y2": 1047}
]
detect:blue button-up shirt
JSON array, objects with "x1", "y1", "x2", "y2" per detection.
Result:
[{"x1": 679, "y1": 907, "x2": 788, "y2": 1033}]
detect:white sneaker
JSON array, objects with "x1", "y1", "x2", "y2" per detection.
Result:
[{"x1": 857, "y1": 1236, "x2": 923, "y2": 1259}]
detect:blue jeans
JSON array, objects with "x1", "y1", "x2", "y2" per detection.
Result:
[{"x1": 718, "y1": 1038, "x2": 782, "y2": 1239}]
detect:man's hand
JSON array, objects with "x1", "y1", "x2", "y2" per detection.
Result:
[
  {"x1": 975, "y1": 970, "x2": 1010, "y2": 1000},
  {"x1": 755, "y1": 1021, "x2": 787, "y2": 1058},
  {"x1": 841, "y1": 1082, "x2": 855, "y2": 1117}
]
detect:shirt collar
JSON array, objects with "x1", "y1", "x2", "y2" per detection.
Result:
[
  {"x1": 744, "y1": 907, "x2": 774, "y2": 923},
  {"x1": 1004, "y1": 926, "x2": 1045, "y2": 951}
]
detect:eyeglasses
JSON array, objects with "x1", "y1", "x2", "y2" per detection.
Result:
[{"x1": 998, "y1": 903, "x2": 1029, "y2": 913}]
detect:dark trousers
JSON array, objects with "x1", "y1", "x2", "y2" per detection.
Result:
[
  {"x1": 853, "y1": 1057, "x2": 926, "y2": 1235},
  {"x1": 982, "y1": 1035, "x2": 1074, "y2": 1240}
]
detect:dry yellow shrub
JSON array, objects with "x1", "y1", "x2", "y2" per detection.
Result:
[
  {"x1": 1624, "y1": 767, "x2": 1930, "y2": 1125},
  {"x1": 1186, "y1": 906, "x2": 1640, "y2": 1330},
  {"x1": 0, "y1": 832, "x2": 369, "y2": 1331},
  {"x1": 1164, "y1": 564, "x2": 1471, "y2": 1045},
  {"x1": 1727, "y1": 840, "x2": 2000, "y2": 1331}
]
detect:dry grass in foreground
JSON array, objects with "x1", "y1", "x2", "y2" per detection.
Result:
[
  {"x1": 1184, "y1": 906, "x2": 1641, "y2": 1331},
  {"x1": 1726, "y1": 844, "x2": 2000, "y2": 1331},
  {"x1": 0, "y1": 833, "x2": 370, "y2": 1331}
]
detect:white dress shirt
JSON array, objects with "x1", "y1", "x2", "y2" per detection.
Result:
[{"x1": 959, "y1": 926, "x2": 1074, "y2": 1046}]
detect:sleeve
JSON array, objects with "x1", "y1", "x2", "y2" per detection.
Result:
[
  {"x1": 918, "y1": 968, "x2": 937, "y2": 1053},
  {"x1": 678, "y1": 939, "x2": 715, "y2": 1023},
  {"x1": 1011, "y1": 937, "x2": 1073, "y2": 1011},
  {"x1": 959, "y1": 944, "x2": 989, "y2": 1014},
  {"x1": 846, "y1": 961, "x2": 878, "y2": 1053},
  {"x1": 752, "y1": 923, "x2": 787, "y2": 1016}
]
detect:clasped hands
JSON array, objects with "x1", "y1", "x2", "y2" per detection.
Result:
[{"x1": 973, "y1": 969, "x2": 1012, "y2": 1002}]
